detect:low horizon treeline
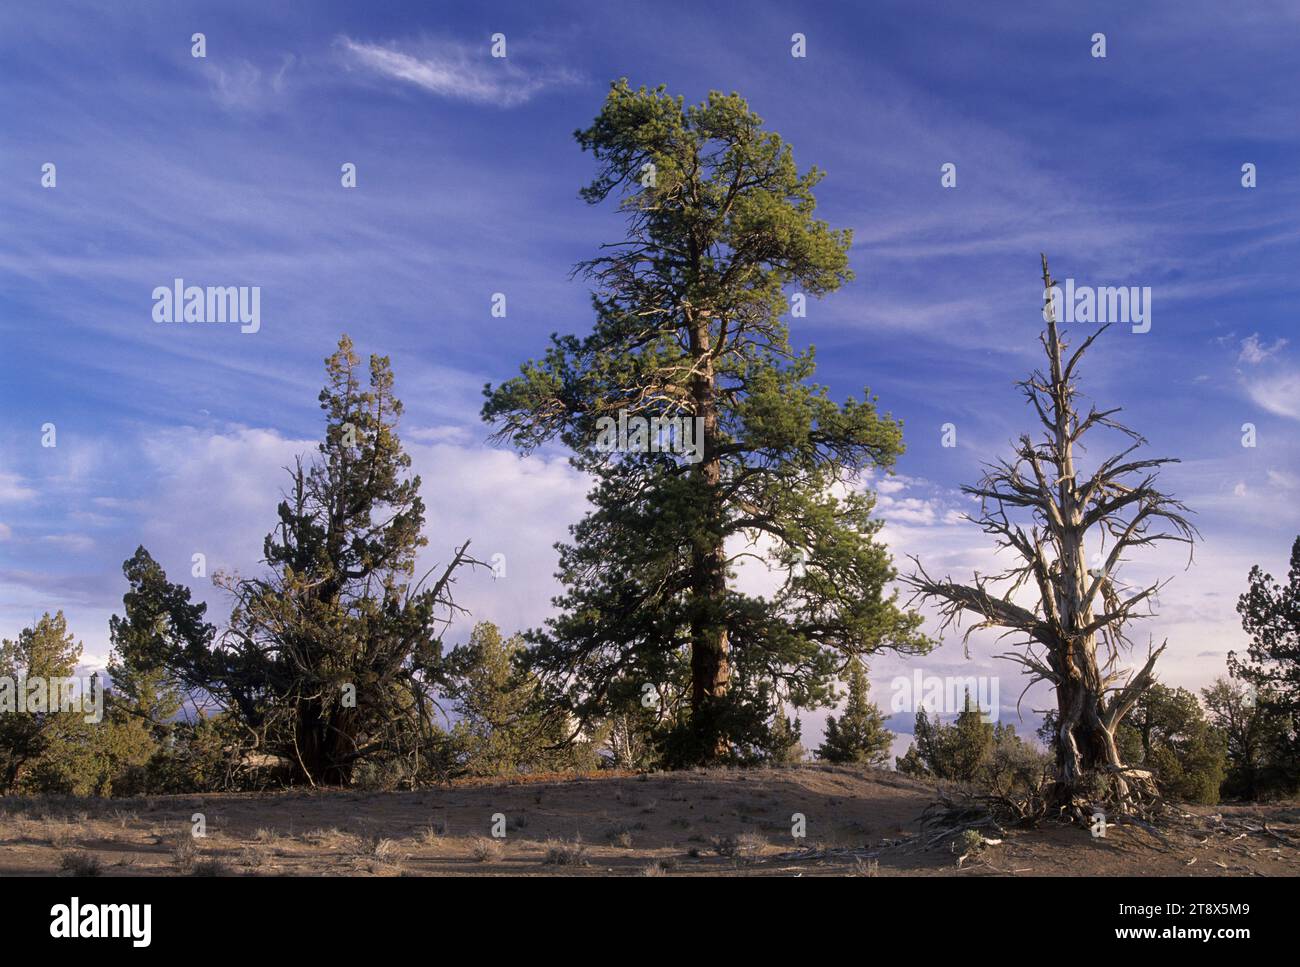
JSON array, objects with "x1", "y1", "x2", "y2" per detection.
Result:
[
  {"x1": 1, "y1": 609, "x2": 1295, "y2": 804},
  {"x1": 0, "y1": 332, "x2": 1297, "y2": 803}
]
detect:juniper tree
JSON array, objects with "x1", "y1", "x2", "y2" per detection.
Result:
[
  {"x1": 907, "y1": 256, "x2": 1197, "y2": 820},
  {"x1": 946, "y1": 694, "x2": 996, "y2": 782},
  {"x1": 484, "y1": 80, "x2": 930, "y2": 765},
  {"x1": 893, "y1": 695, "x2": 994, "y2": 783},
  {"x1": 107, "y1": 548, "x2": 192, "y2": 745},
  {"x1": 445, "y1": 621, "x2": 600, "y2": 775},
  {"x1": 1117, "y1": 683, "x2": 1225, "y2": 804},
  {"x1": 154, "y1": 336, "x2": 478, "y2": 785},
  {"x1": 815, "y1": 657, "x2": 892, "y2": 766},
  {"x1": 1229, "y1": 536, "x2": 1300, "y2": 790},
  {"x1": 1202, "y1": 677, "x2": 1287, "y2": 799},
  {"x1": 767, "y1": 705, "x2": 806, "y2": 765},
  {"x1": 0, "y1": 612, "x2": 83, "y2": 792}
]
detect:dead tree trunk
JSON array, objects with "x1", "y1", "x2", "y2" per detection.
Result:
[{"x1": 907, "y1": 255, "x2": 1195, "y2": 820}]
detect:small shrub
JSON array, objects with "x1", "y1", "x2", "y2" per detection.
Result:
[
  {"x1": 959, "y1": 829, "x2": 985, "y2": 853},
  {"x1": 420, "y1": 824, "x2": 445, "y2": 845},
  {"x1": 710, "y1": 833, "x2": 766, "y2": 858},
  {"x1": 470, "y1": 836, "x2": 503, "y2": 862},
  {"x1": 604, "y1": 824, "x2": 641, "y2": 848},
  {"x1": 171, "y1": 837, "x2": 199, "y2": 873},
  {"x1": 542, "y1": 837, "x2": 589, "y2": 867},
  {"x1": 852, "y1": 857, "x2": 879, "y2": 877},
  {"x1": 60, "y1": 851, "x2": 102, "y2": 876},
  {"x1": 47, "y1": 824, "x2": 75, "y2": 849},
  {"x1": 111, "y1": 809, "x2": 138, "y2": 829},
  {"x1": 191, "y1": 859, "x2": 232, "y2": 877}
]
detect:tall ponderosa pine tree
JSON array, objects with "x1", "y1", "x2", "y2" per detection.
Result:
[
  {"x1": 484, "y1": 81, "x2": 930, "y2": 765},
  {"x1": 816, "y1": 657, "x2": 892, "y2": 766},
  {"x1": 907, "y1": 256, "x2": 1197, "y2": 820}
]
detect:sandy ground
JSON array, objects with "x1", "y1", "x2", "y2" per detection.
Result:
[{"x1": 2, "y1": 765, "x2": 1298, "y2": 876}]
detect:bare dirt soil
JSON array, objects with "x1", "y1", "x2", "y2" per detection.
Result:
[{"x1": 2, "y1": 765, "x2": 1297, "y2": 877}]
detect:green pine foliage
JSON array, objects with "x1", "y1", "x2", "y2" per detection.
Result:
[
  {"x1": 484, "y1": 80, "x2": 930, "y2": 766},
  {"x1": 445, "y1": 621, "x2": 601, "y2": 776},
  {"x1": 815, "y1": 657, "x2": 891, "y2": 766},
  {"x1": 0, "y1": 612, "x2": 87, "y2": 793}
]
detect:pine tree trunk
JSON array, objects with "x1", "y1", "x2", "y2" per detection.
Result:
[
  {"x1": 688, "y1": 308, "x2": 730, "y2": 762},
  {"x1": 689, "y1": 538, "x2": 730, "y2": 761}
]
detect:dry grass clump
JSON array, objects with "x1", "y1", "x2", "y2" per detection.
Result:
[
  {"x1": 542, "y1": 837, "x2": 589, "y2": 867},
  {"x1": 59, "y1": 851, "x2": 103, "y2": 876},
  {"x1": 469, "y1": 836, "x2": 503, "y2": 862},
  {"x1": 171, "y1": 836, "x2": 199, "y2": 873}
]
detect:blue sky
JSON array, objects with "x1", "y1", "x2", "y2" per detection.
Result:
[{"x1": 2, "y1": 0, "x2": 1297, "y2": 749}]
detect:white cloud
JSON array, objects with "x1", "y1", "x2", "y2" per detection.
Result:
[
  {"x1": 196, "y1": 52, "x2": 299, "y2": 113},
  {"x1": 1267, "y1": 469, "x2": 1299, "y2": 490},
  {"x1": 1238, "y1": 332, "x2": 1288, "y2": 365},
  {"x1": 131, "y1": 424, "x2": 587, "y2": 644},
  {"x1": 339, "y1": 36, "x2": 578, "y2": 107},
  {"x1": 0, "y1": 471, "x2": 36, "y2": 502},
  {"x1": 0, "y1": 522, "x2": 11, "y2": 540},
  {"x1": 1246, "y1": 368, "x2": 1300, "y2": 420},
  {"x1": 40, "y1": 534, "x2": 95, "y2": 552}
]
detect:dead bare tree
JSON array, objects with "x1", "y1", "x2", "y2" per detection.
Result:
[{"x1": 906, "y1": 255, "x2": 1197, "y2": 823}]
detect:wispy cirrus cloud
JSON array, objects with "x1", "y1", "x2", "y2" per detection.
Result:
[
  {"x1": 1246, "y1": 368, "x2": 1300, "y2": 420},
  {"x1": 1238, "y1": 333, "x2": 1288, "y2": 365},
  {"x1": 338, "y1": 36, "x2": 579, "y2": 107}
]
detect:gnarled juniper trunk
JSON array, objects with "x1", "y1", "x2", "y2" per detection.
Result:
[
  {"x1": 1052, "y1": 642, "x2": 1131, "y2": 807},
  {"x1": 290, "y1": 698, "x2": 356, "y2": 786}
]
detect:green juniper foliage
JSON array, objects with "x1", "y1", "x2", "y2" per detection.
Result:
[
  {"x1": 1229, "y1": 536, "x2": 1300, "y2": 793},
  {"x1": 815, "y1": 657, "x2": 892, "y2": 766},
  {"x1": 1116, "y1": 683, "x2": 1227, "y2": 805},
  {"x1": 445, "y1": 621, "x2": 601, "y2": 776},
  {"x1": 766, "y1": 705, "x2": 806, "y2": 765},
  {"x1": 0, "y1": 612, "x2": 85, "y2": 792},
  {"x1": 1202, "y1": 676, "x2": 1289, "y2": 799},
  {"x1": 895, "y1": 693, "x2": 1025, "y2": 787},
  {"x1": 484, "y1": 80, "x2": 931, "y2": 766},
  {"x1": 143, "y1": 336, "x2": 477, "y2": 786}
]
